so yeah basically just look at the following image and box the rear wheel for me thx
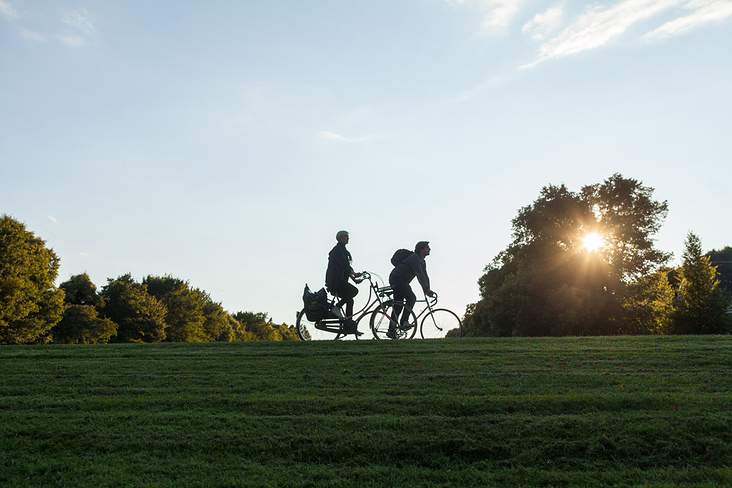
[420,308,462,339]
[370,301,418,340]
[296,309,337,341]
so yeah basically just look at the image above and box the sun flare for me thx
[583,232,604,252]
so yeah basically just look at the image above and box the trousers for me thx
[334,281,358,317]
[388,275,416,326]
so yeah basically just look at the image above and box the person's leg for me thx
[389,277,411,328]
[336,282,358,318]
[400,286,416,326]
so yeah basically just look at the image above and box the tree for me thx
[464,174,670,337]
[200,296,232,341]
[0,215,65,344]
[221,314,255,342]
[143,276,236,342]
[52,273,117,344]
[709,246,732,254]
[672,233,731,334]
[53,304,118,345]
[272,321,300,341]
[618,268,675,335]
[100,274,167,343]
[144,276,207,343]
[581,174,671,282]
[232,311,297,341]
[707,247,732,294]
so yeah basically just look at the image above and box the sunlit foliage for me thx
[673,233,731,334]
[100,274,168,343]
[464,174,671,337]
[0,214,65,344]
[52,273,117,344]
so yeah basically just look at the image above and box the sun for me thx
[583,232,604,252]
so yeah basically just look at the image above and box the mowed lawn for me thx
[2,336,732,487]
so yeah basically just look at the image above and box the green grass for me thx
[2,336,732,487]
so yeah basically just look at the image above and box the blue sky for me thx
[2,0,731,326]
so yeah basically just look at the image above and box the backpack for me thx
[302,284,329,321]
[391,249,412,267]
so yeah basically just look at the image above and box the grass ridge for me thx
[2,336,732,487]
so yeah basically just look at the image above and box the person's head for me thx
[415,241,430,258]
[336,230,350,244]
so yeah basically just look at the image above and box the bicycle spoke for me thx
[296,310,341,341]
[370,302,417,340]
[420,308,463,339]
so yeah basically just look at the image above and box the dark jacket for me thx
[390,252,430,292]
[325,242,353,292]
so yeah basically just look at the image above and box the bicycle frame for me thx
[307,271,394,337]
[390,291,463,339]
[408,293,439,322]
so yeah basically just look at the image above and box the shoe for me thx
[386,330,397,340]
[398,322,414,331]
[342,319,359,335]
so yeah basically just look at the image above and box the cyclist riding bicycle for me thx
[388,241,435,339]
[325,230,362,335]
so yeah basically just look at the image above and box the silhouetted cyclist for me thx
[388,241,435,339]
[325,230,362,335]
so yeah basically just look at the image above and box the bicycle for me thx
[296,271,416,341]
[371,291,463,340]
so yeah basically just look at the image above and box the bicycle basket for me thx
[303,284,329,321]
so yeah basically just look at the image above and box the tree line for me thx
[462,174,732,337]
[2,173,731,344]
[0,215,297,345]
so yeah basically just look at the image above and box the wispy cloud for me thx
[58,34,87,48]
[57,8,97,47]
[0,0,18,20]
[453,74,514,102]
[22,28,45,42]
[480,0,526,29]
[519,0,732,69]
[62,9,96,35]
[318,131,382,143]
[48,216,58,224]
[643,0,732,40]
[519,0,686,69]
[5,4,100,47]
[447,0,528,31]
[523,3,566,41]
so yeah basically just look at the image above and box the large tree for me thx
[464,174,670,337]
[672,233,731,334]
[52,273,117,344]
[581,174,671,281]
[0,215,65,344]
[100,274,167,343]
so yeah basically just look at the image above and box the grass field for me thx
[2,336,732,487]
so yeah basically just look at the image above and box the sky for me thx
[2,0,731,327]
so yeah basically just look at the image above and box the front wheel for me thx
[370,301,418,340]
[420,308,463,339]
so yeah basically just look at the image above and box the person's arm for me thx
[349,268,363,282]
[419,264,434,297]
[406,254,431,294]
